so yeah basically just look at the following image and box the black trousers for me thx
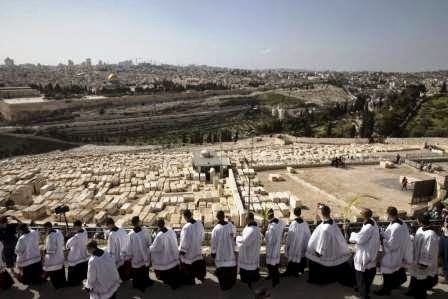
[155,265,181,290]
[285,258,307,276]
[308,260,355,287]
[20,261,44,285]
[131,266,153,291]
[239,268,260,288]
[355,268,376,299]
[407,276,438,299]
[180,259,206,284]
[215,266,237,291]
[267,264,280,287]
[382,268,407,292]
[48,267,66,289]
[67,261,88,286]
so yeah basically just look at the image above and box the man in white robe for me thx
[105,217,130,281]
[349,208,380,299]
[236,212,261,289]
[179,209,206,284]
[406,214,439,299]
[15,223,44,285]
[84,240,121,299]
[66,220,89,286]
[264,209,285,287]
[150,218,181,289]
[43,222,66,289]
[211,210,237,291]
[283,207,310,277]
[306,205,353,286]
[376,206,412,296]
[128,216,153,292]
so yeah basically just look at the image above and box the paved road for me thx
[3,268,447,299]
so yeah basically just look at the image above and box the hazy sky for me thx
[1,0,447,71]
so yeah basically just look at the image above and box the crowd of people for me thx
[0,205,447,299]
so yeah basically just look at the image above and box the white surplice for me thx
[66,229,89,267]
[380,219,413,274]
[128,226,152,268]
[349,219,381,272]
[265,218,285,266]
[107,227,130,267]
[236,223,261,270]
[85,250,121,299]
[211,222,236,268]
[409,227,439,280]
[179,220,204,264]
[43,229,65,271]
[306,219,350,267]
[285,219,311,263]
[15,229,41,268]
[150,228,179,271]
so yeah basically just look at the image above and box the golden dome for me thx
[107,73,118,82]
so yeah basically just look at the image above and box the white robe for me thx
[15,229,41,268]
[43,229,65,272]
[211,222,236,268]
[236,224,261,270]
[66,229,89,267]
[409,227,439,280]
[128,227,152,268]
[349,219,380,272]
[107,227,129,267]
[179,220,204,264]
[85,251,121,299]
[150,228,179,271]
[265,219,285,266]
[285,219,311,263]
[380,219,413,274]
[0,241,5,272]
[306,220,350,267]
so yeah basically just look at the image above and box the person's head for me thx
[105,217,115,229]
[73,220,82,230]
[386,206,398,221]
[245,212,255,226]
[216,210,225,222]
[360,208,373,221]
[417,214,430,227]
[86,240,98,255]
[43,221,52,233]
[131,216,140,227]
[183,209,192,222]
[320,205,331,219]
[267,208,274,220]
[0,216,7,228]
[293,207,302,218]
[18,223,29,234]
[157,218,165,229]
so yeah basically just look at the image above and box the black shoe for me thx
[374,289,391,296]
[404,291,414,297]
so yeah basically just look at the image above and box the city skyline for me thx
[1,0,448,72]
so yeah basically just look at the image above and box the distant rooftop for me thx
[2,96,47,104]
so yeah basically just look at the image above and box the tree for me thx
[441,81,447,94]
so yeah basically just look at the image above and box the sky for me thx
[1,0,447,71]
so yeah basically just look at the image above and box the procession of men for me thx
[0,205,444,299]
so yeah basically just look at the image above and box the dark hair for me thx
[18,223,29,232]
[361,208,373,219]
[183,209,192,219]
[293,207,302,217]
[247,212,255,221]
[86,240,98,250]
[216,210,225,221]
[387,206,398,217]
[43,222,52,228]
[157,218,165,228]
[105,217,115,225]
[320,205,331,217]
[131,216,140,226]
[73,220,82,227]
[418,214,430,226]
[0,216,7,224]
